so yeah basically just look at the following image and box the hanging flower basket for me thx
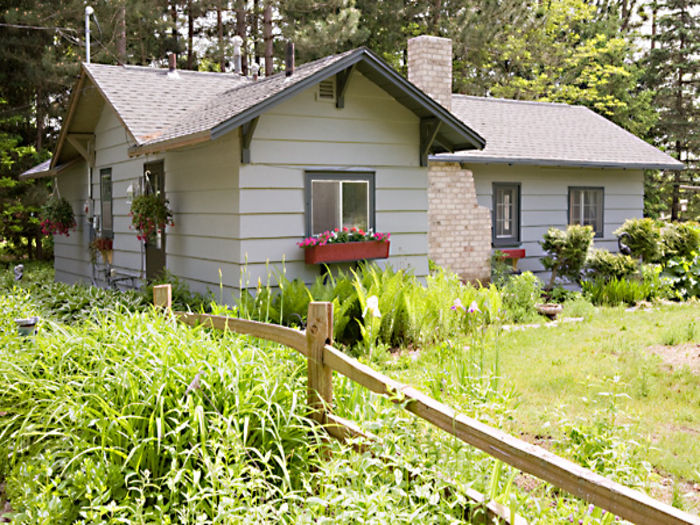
[298,228,391,264]
[129,194,173,243]
[89,237,113,264]
[40,195,76,237]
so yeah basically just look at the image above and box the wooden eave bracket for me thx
[420,117,441,167]
[335,65,355,109]
[66,132,95,167]
[240,117,259,164]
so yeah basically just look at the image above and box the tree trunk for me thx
[264,0,273,76]
[171,2,178,51]
[117,1,127,64]
[217,1,225,71]
[252,0,260,65]
[187,0,194,69]
[650,4,657,49]
[35,87,43,152]
[236,0,247,75]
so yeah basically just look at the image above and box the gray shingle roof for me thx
[83,49,483,155]
[141,49,358,146]
[436,95,684,170]
[84,63,249,142]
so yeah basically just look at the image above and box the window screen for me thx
[492,183,520,246]
[569,187,604,237]
[100,168,113,237]
[306,173,374,236]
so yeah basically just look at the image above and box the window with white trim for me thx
[492,183,520,246]
[305,172,375,235]
[569,187,604,237]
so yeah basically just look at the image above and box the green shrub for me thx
[581,277,652,306]
[501,272,542,323]
[586,249,638,281]
[661,222,700,260]
[661,253,700,300]
[491,250,514,286]
[541,225,595,288]
[614,218,661,262]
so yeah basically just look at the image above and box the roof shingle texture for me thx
[84,63,249,142]
[443,95,683,169]
[140,49,357,145]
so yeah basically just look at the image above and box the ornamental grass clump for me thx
[39,195,76,236]
[297,227,390,247]
[129,194,173,242]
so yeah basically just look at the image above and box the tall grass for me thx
[0,291,490,523]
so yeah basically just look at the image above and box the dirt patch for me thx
[646,343,700,375]
[648,469,700,513]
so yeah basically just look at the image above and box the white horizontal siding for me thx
[237,71,428,284]
[468,163,644,276]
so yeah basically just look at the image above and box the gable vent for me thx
[318,79,335,100]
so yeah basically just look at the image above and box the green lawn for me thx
[384,302,700,510]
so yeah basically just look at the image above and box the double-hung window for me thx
[569,187,603,237]
[305,172,375,235]
[100,168,113,238]
[492,183,520,246]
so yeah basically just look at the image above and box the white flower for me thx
[467,301,480,313]
[363,295,381,318]
[450,298,464,310]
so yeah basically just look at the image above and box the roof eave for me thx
[20,158,80,180]
[129,130,212,157]
[430,154,686,171]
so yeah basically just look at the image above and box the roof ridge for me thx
[216,47,363,98]
[452,94,579,109]
[82,61,250,79]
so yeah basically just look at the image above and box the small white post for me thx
[85,6,93,64]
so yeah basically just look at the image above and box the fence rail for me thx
[153,285,700,525]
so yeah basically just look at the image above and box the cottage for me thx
[407,36,684,282]
[23,37,682,294]
[22,45,483,297]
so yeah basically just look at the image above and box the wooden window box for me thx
[498,248,526,270]
[304,241,390,264]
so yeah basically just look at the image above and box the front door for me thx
[144,161,166,281]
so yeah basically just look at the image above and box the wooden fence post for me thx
[306,302,333,425]
[153,284,172,309]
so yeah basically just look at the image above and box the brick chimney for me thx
[407,35,452,111]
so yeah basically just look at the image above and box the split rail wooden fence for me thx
[153,284,699,525]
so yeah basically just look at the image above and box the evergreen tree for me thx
[278,0,368,62]
[643,0,699,220]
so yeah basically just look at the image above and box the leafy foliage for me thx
[236,263,506,353]
[39,195,75,236]
[661,253,700,300]
[660,221,700,260]
[614,218,662,262]
[582,277,655,306]
[129,194,173,242]
[500,272,542,323]
[541,225,595,288]
[586,249,638,281]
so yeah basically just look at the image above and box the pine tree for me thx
[644,0,700,221]
[278,0,368,62]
